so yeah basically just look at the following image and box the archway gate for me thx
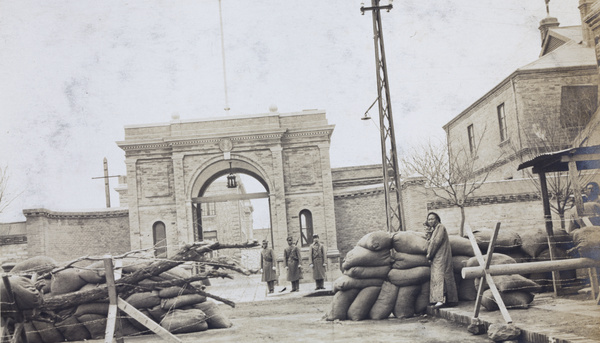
[117,110,341,280]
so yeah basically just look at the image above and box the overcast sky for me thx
[0,0,583,222]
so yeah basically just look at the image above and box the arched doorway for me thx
[190,159,273,269]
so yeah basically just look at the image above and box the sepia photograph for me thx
[0,0,598,342]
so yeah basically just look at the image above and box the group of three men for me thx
[260,234,326,293]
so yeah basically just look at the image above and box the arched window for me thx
[153,221,167,258]
[299,210,313,247]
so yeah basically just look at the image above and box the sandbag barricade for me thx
[3,257,233,341]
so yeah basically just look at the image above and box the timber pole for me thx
[462,257,600,279]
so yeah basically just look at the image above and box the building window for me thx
[497,103,508,142]
[467,124,475,154]
[299,210,313,247]
[153,221,167,258]
[560,85,598,128]
[201,202,216,216]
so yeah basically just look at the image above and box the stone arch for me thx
[188,154,273,199]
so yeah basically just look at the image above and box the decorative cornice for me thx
[23,208,129,219]
[428,192,541,210]
[334,188,385,199]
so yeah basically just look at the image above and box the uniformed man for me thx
[309,234,326,290]
[260,240,277,293]
[283,236,302,292]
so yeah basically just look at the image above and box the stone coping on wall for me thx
[22,207,129,219]
[333,184,385,199]
[428,192,541,210]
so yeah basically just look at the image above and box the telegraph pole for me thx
[361,0,405,232]
[92,157,119,208]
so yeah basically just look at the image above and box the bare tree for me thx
[513,116,596,229]
[0,165,20,214]
[402,131,497,236]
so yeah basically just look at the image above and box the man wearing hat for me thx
[283,236,302,292]
[260,240,277,293]
[309,234,326,290]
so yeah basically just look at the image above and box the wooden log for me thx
[462,257,600,279]
[39,241,258,311]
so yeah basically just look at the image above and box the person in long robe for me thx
[309,234,326,290]
[284,236,302,292]
[425,212,458,308]
[260,240,277,293]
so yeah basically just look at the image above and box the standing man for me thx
[309,234,326,290]
[260,240,277,294]
[283,236,302,292]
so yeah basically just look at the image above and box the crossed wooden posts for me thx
[465,222,513,325]
[102,256,181,343]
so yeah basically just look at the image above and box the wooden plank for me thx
[192,192,269,203]
[462,257,600,279]
[103,257,123,343]
[589,268,599,300]
[466,224,512,324]
[117,298,182,343]
[538,172,561,295]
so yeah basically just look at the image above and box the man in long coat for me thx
[260,240,277,293]
[309,234,326,290]
[283,236,302,292]
[425,212,458,307]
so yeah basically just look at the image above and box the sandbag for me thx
[148,304,168,322]
[77,313,107,339]
[571,226,600,259]
[342,246,392,270]
[192,301,233,329]
[347,286,381,321]
[116,316,144,336]
[158,286,195,298]
[55,316,91,342]
[465,253,516,268]
[75,302,110,317]
[24,322,43,343]
[369,281,399,320]
[127,309,153,331]
[333,275,384,293]
[35,278,51,294]
[357,231,392,251]
[458,278,477,301]
[415,281,430,314]
[327,288,360,321]
[125,291,161,309]
[505,250,530,264]
[451,255,470,273]
[32,319,65,343]
[1,276,41,316]
[392,252,429,269]
[120,257,153,274]
[11,256,57,274]
[530,248,577,290]
[158,266,190,281]
[50,269,87,295]
[393,285,421,318]
[387,266,430,287]
[475,274,541,293]
[161,294,207,310]
[481,289,534,311]
[343,265,391,279]
[519,228,548,258]
[392,231,428,254]
[448,235,475,256]
[77,268,105,284]
[160,309,208,334]
[471,228,522,252]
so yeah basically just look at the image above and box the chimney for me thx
[580,0,596,47]
[539,16,560,46]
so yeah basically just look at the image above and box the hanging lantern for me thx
[226,162,237,188]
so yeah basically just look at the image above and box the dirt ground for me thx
[116,295,492,343]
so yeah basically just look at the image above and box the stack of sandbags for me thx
[385,231,431,319]
[570,226,600,260]
[465,253,541,311]
[528,247,578,292]
[6,256,233,342]
[449,235,476,301]
[327,231,392,321]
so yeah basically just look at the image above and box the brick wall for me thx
[22,208,130,264]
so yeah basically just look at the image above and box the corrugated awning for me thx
[517,145,600,174]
